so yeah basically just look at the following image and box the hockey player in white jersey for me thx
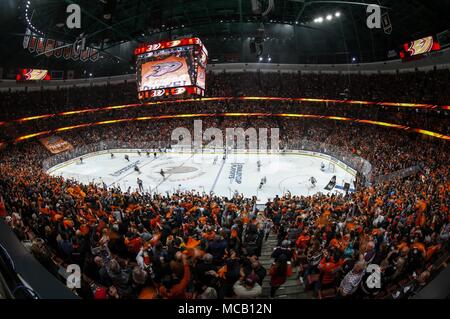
[320,162,325,172]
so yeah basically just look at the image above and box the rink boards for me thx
[47,148,357,202]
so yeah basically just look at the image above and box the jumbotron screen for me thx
[135,38,208,100]
[16,68,51,81]
[400,35,441,60]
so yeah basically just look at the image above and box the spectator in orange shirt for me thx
[159,254,191,299]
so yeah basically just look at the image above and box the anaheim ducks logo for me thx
[147,61,183,78]
[162,166,198,174]
[408,36,433,56]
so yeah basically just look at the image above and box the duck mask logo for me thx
[147,61,183,78]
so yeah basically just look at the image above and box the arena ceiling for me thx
[1,0,450,76]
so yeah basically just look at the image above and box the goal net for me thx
[328,163,336,173]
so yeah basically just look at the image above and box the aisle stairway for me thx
[259,233,312,299]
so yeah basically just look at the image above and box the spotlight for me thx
[335,12,341,17]
[316,17,323,23]
[268,57,272,62]
[326,15,333,21]
[259,56,263,62]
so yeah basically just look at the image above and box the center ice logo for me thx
[165,166,198,174]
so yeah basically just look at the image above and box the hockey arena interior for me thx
[0,0,449,301]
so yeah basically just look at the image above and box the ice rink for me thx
[47,150,356,202]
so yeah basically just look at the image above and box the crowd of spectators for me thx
[207,69,450,105]
[1,98,448,145]
[0,117,448,299]
[1,69,450,121]
[0,67,448,299]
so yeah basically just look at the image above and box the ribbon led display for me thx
[1,97,447,127]
[10,113,450,143]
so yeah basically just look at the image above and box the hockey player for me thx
[134,165,141,174]
[137,178,144,192]
[125,155,130,162]
[257,160,261,171]
[259,177,267,190]
[146,151,150,157]
[79,157,83,164]
[137,150,141,156]
[213,156,218,165]
[154,152,157,159]
[309,176,317,187]
[160,169,165,179]
[110,153,114,159]
[320,162,325,172]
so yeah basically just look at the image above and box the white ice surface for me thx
[48,151,356,203]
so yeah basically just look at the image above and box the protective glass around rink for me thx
[46,148,357,203]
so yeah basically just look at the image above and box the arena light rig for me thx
[11,113,450,144]
[1,97,447,127]
[15,131,52,142]
[55,124,91,132]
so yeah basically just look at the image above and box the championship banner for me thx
[90,48,100,62]
[23,28,31,49]
[36,37,46,54]
[22,30,101,63]
[80,47,91,62]
[39,136,73,154]
[71,41,83,61]
[28,36,37,53]
[54,41,64,58]
[45,39,56,57]
[63,45,72,60]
